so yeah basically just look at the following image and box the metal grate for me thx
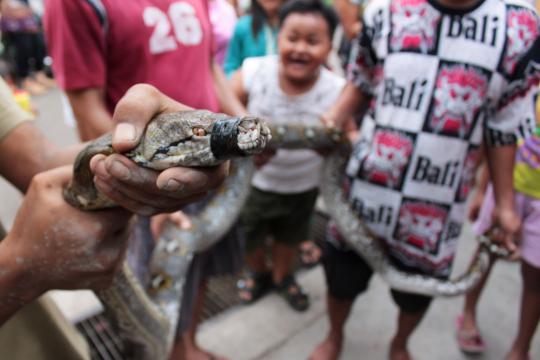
[77,211,329,359]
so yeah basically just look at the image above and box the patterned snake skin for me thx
[64,110,503,359]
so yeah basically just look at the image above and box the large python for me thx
[65,110,503,359]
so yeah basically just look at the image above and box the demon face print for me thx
[361,129,414,189]
[396,200,448,253]
[390,0,441,53]
[504,8,539,75]
[429,64,488,138]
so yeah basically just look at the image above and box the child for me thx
[231,0,344,311]
[456,122,540,358]
[223,0,287,76]
[309,0,540,358]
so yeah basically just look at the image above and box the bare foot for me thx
[309,336,342,360]
[184,346,229,360]
[389,344,412,360]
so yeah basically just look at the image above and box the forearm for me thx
[212,62,248,116]
[0,240,39,325]
[485,144,516,210]
[0,122,85,192]
[66,88,113,141]
[334,0,361,40]
[326,83,366,127]
[475,159,490,195]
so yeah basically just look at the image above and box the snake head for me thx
[127,110,271,169]
[235,116,272,154]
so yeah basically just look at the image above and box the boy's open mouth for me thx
[286,56,311,68]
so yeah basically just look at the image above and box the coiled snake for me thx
[64,110,503,359]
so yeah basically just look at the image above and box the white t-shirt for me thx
[242,55,345,193]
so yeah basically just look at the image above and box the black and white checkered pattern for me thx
[345,0,540,275]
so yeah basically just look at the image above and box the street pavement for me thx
[1,89,539,359]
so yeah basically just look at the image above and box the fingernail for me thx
[164,179,183,192]
[110,160,130,181]
[115,123,137,143]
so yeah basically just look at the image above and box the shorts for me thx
[241,186,318,253]
[473,185,540,269]
[322,238,433,314]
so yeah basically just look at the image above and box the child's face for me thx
[278,13,332,83]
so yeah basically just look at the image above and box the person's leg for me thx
[237,188,272,303]
[310,293,355,360]
[310,230,373,360]
[271,189,318,310]
[457,251,496,353]
[506,261,540,360]
[389,290,433,360]
[271,241,296,284]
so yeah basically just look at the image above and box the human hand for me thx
[489,206,521,254]
[150,211,192,241]
[2,166,132,300]
[89,84,228,215]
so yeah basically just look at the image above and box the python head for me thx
[127,110,271,170]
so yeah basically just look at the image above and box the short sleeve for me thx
[485,8,540,146]
[43,0,108,91]
[0,79,32,142]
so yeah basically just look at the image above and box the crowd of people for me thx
[0,0,539,359]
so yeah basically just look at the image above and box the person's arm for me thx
[212,61,248,116]
[334,0,361,40]
[483,13,540,250]
[66,87,113,141]
[44,0,110,141]
[0,122,83,191]
[322,83,366,129]
[229,68,248,106]
[468,155,489,221]
[484,145,519,252]
[223,20,244,77]
[0,166,132,324]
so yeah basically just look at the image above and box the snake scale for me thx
[64,110,501,359]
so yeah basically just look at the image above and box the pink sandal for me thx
[455,315,486,355]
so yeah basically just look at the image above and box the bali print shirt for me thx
[343,0,540,276]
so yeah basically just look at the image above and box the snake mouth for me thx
[210,116,271,159]
[237,118,271,154]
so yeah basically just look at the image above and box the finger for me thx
[112,84,192,152]
[96,154,163,193]
[150,214,168,240]
[156,163,228,193]
[169,211,192,230]
[96,154,216,201]
[94,176,207,215]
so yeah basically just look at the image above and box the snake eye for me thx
[193,127,206,136]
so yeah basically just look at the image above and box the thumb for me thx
[111,84,193,152]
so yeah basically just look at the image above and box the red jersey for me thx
[44,0,219,113]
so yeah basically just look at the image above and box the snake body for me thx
[65,110,500,358]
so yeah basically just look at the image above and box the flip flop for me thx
[455,315,486,355]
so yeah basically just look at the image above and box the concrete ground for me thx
[1,89,539,360]
[198,223,540,359]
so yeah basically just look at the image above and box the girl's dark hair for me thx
[250,1,275,37]
[278,0,338,39]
